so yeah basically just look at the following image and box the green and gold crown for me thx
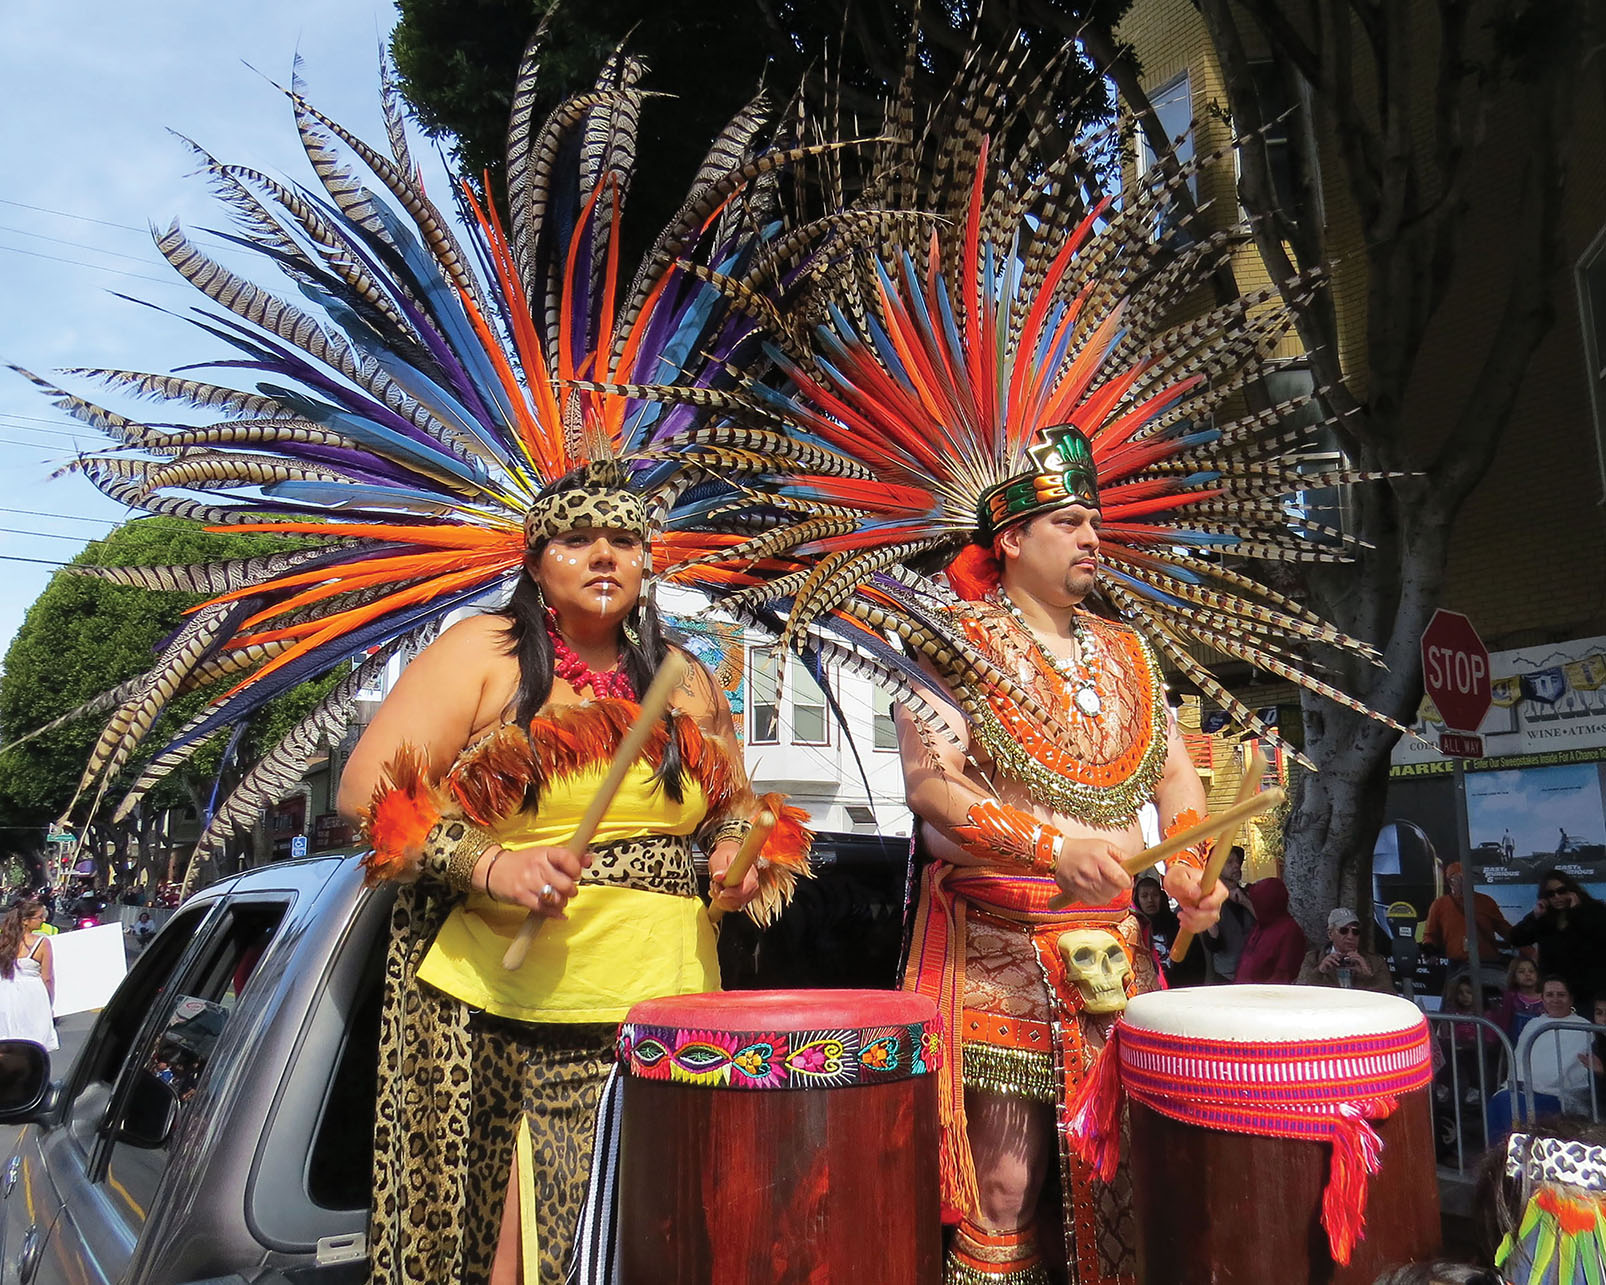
[974,425,1100,543]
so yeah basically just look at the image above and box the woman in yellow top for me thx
[337,471,809,1284]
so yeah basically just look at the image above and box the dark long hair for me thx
[1539,867,1596,905]
[0,899,43,981]
[498,476,685,801]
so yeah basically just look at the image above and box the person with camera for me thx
[1297,907,1396,993]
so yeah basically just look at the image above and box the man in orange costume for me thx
[898,428,1226,1284]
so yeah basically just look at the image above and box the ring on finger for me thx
[539,882,558,903]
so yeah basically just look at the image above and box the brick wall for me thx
[1118,0,1606,652]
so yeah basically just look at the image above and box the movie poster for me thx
[1375,761,1606,936]
[1462,762,1606,922]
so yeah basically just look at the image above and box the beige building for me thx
[1116,0,1606,658]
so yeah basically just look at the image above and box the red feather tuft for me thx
[945,543,1002,601]
[756,793,813,872]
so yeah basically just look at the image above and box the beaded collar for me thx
[545,610,636,700]
[993,589,1105,718]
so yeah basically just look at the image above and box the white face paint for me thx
[538,530,644,623]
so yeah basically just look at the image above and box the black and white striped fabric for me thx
[567,1066,624,1284]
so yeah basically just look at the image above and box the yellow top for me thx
[416,759,720,1023]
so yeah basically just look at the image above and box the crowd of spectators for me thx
[1508,871,1606,1012]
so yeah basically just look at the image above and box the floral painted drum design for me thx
[617,988,942,1089]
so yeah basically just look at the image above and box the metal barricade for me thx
[1513,1017,1606,1123]
[1422,1011,1516,1175]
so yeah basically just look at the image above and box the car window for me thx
[305,935,381,1211]
[100,901,287,1229]
[65,901,211,1153]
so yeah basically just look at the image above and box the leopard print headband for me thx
[1507,1133,1606,1191]
[523,488,649,545]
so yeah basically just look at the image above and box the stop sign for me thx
[1421,609,1491,732]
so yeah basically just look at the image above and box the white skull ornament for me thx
[1059,930,1132,1014]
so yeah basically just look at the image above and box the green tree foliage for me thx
[0,518,334,844]
[390,0,1130,246]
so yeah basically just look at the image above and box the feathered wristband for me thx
[1163,808,1210,873]
[951,799,1061,876]
[360,744,445,885]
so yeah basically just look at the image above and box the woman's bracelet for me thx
[702,816,752,852]
[482,846,507,902]
[422,819,499,892]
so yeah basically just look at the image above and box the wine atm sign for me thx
[1422,609,1492,754]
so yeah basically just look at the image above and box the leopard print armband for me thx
[700,816,752,853]
[951,800,1060,875]
[420,819,498,893]
[1164,808,1209,872]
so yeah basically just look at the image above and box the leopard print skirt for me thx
[369,882,628,1283]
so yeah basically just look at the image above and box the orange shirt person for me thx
[1422,862,1512,962]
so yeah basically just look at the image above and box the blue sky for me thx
[0,0,411,661]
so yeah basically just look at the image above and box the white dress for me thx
[0,938,58,1050]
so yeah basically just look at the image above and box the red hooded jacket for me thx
[1235,878,1308,984]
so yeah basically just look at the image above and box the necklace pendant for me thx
[1075,685,1103,717]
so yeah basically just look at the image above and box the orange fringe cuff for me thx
[1164,807,1209,871]
[743,793,814,927]
[360,743,444,885]
[951,800,1057,875]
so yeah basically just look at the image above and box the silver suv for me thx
[0,856,385,1284]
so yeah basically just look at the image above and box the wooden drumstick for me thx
[1045,788,1285,911]
[1170,749,1267,964]
[708,809,776,925]
[501,652,690,970]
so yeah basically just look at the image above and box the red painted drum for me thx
[1076,986,1440,1285]
[615,988,941,1283]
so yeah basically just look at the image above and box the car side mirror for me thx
[116,1069,179,1150]
[0,1040,51,1123]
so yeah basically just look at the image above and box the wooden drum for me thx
[1116,986,1439,1285]
[615,988,941,1283]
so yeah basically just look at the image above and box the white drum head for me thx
[1124,985,1423,1042]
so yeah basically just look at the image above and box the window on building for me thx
[1136,73,1196,206]
[749,648,781,743]
[791,657,828,746]
[845,805,878,834]
[872,686,898,751]
[1240,61,1319,231]
[1576,225,1606,502]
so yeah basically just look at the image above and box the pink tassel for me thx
[1321,1103,1384,1265]
[1068,1026,1125,1181]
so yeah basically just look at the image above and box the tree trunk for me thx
[1184,0,1584,939]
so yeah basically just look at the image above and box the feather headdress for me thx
[16,34,852,854]
[1498,1130,1606,1285]
[665,37,1405,762]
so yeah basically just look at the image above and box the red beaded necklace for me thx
[546,610,637,700]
